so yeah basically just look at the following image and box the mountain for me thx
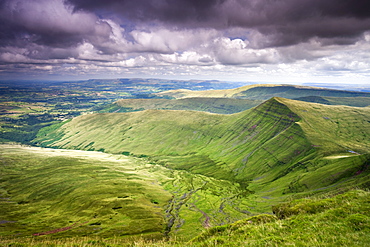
[34,97,370,195]
[3,96,370,244]
[155,84,370,100]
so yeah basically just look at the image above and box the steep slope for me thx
[34,98,370,196]
[279,97,370,155]
[248,98,370,197]
[34,98,310,181]
[156,84,370,100]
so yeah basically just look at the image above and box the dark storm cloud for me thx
[67,0,370,22]
[67,0,370,47]
[68,0,225,24]
[0,0,112,49]
[2,0,370,50]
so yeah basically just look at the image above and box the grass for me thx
[3,96,370,245]
[33,98,370,191]
[1,189,369,246]
[32,98,370,215]
[279,97,370,151]
[0,145,173,239]
[192,189,370,247]
[0,144,262,242]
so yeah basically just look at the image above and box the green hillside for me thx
[2,97,370,245]
[34,98,370,195]
[0,145,258,240]
[0,145,172,239]
[156,84,370,100]
[101,98,263,114]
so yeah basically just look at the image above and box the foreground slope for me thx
[0,145,261,240]
[0,145,172,238]
[1,188,369,246]
[34,98,370,196]
[191,190,370,247]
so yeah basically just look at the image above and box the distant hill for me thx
[34,98,370,196]
[100,98,263,114]
[156,84,370,100]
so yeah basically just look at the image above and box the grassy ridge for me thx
[234,85,370,100]
[34,98,313,183]
[34,98,370,198]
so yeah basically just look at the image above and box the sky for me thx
[0,0,370,84]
